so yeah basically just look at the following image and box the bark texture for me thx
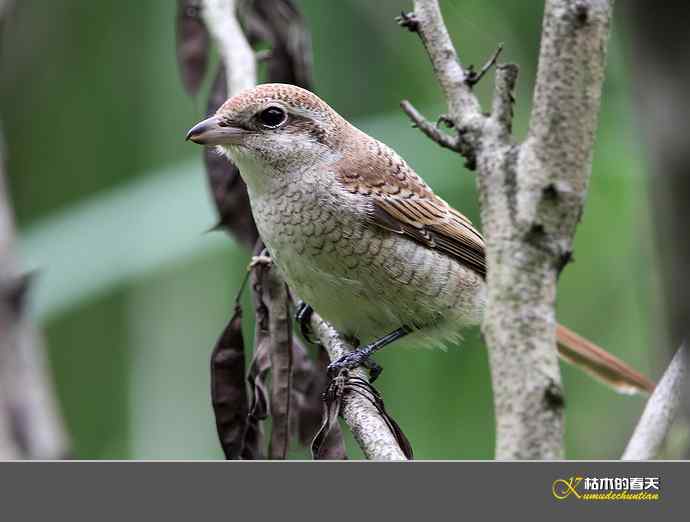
[405,0,613,458]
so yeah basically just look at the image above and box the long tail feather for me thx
[556,323,655,395]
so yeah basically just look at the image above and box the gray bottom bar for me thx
[0,461,681,520]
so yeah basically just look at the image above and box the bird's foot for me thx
[396,11,419,32]
[436,114,454,128]
[327,346,382,383]
[295,301,318,344]
[248,253,272,270]
[363,359,383,382]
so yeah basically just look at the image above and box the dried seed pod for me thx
[210,304,249,459]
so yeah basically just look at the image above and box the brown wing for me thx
[334,139,486,278]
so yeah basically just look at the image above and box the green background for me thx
[0,0,664,459]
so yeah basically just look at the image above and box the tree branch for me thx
[489,64,519,141]
[0,124,69,459]
[309,313,407,460]
[622,344,688,460]
[518,0,612,235]
[466,44,504,87]
[402,2,482,127]
[202,0,255,95]
[485,0,611,459]
[626,2,690,456]
[399,100,461,152]
[404,0,613,459]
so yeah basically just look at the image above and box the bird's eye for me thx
[258,106,287,128]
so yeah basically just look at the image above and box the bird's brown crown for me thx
[218,84,339,124]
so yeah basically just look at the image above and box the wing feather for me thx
[334,139,486,278]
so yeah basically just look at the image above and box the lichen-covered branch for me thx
[518,0,613,243]
[404,0,613,459]
[480,0,613,460]
[309,313,407,460]
[622,345,688,460]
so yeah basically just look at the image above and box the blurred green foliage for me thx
[0,0,660,459]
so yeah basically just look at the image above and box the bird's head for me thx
[186,83,347,172]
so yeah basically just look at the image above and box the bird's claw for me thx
[295,301,318,344]
[364,359,383,382]
[436,114,454,128]
[326,348,382,383]
[326,354,356,381]
[396,11,419,32]
[248,254,272,270]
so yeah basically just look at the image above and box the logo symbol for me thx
[552,477,582,500]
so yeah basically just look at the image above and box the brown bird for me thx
[187,83,654,395]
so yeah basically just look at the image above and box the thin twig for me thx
[622,344,688,460]
[400,100,460,152]
[0,124,69,459]
[407,0,482,127]
[466,43,504,87]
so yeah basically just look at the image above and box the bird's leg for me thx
[297,302,385,380]
[327,326,411,381]
[340,334,384,382]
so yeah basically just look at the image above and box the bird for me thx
[186,82,654,395]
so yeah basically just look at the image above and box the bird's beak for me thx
[185,115,247,145]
